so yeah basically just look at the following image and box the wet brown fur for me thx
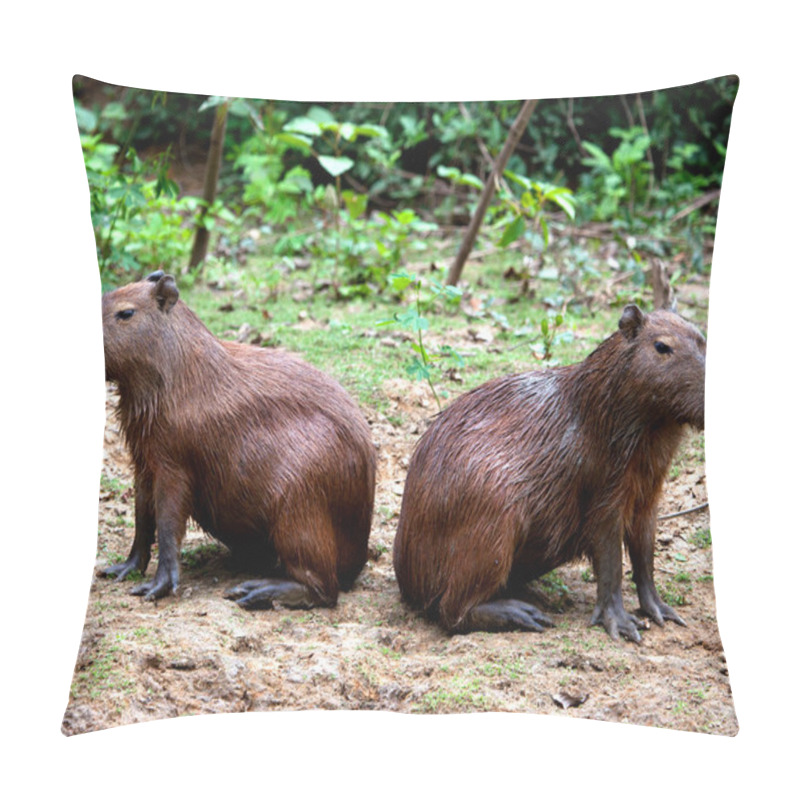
[101,272,375,606]
[393,305,706,638]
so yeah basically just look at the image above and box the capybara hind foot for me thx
[224,579,320,610]
[637,585,687,628]
[590,595,646,642]
[454,599,554,633]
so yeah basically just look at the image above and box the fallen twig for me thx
[658,502,709,521]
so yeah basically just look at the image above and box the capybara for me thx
[393,304,705,642]
[100,271,375,609]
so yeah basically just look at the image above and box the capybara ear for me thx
[146,270,165,283]
[153,274,179,313]
[619,304,645,340]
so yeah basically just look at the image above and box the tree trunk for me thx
[445,99,538,286]
[189,99,229,269]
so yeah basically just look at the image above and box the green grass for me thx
[414,676,489,713]
[177,247,626,413]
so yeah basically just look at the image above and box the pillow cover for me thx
[63,75,737,736]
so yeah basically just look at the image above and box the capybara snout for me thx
[393,304,706,642]
[100,271,376,609]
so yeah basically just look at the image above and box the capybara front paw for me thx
[99,557,144,582]
[130,571,177,601]
[590,602,645,643]
[640,595,686,627]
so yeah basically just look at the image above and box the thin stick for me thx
[565,97,587,157]
[446,99,538,286]
[658,502,709,521]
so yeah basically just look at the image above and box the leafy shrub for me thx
[77,103,200,284]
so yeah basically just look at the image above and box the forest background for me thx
[4,3,797,800]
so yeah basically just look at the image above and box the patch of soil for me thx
[62,378,735,736]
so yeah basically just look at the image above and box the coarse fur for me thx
[393,305,706,641]
[100,271,376,609]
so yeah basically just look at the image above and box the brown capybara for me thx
[393,304,705,642]
[100,271,375,609]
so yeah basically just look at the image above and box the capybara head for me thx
[616,304,706,430]
[101,271,182,384]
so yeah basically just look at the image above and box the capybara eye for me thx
[654,341,672,355]
[116,309,135,321]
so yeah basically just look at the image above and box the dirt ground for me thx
[62,373,736,737]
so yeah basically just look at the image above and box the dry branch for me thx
[445,99,538,286]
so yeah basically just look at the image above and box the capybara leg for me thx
[224,579,319,610]
[590,530,645,642]
[99,472,155,581]
[627,513,686,627]
[129,477,188,601]
[454,598,554,633]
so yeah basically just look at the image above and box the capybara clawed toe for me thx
[393,304,705,641]
[100,272,375,608]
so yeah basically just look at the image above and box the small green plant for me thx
[316,201,438,296]
[659,579,690,607]
[539,571,570,596]
[377,269,464,410]
[415,677,488,713]
[180,542,224,569]
[579,126,653,222]
[690,528,712,549]
[436,165,576,250]
[532,312,574,363]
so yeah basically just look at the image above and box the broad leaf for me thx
[499,215,526,247]
[318,155,354,177]
[284,117,321,137]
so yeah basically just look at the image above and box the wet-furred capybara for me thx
[393,304,706,642]
[100,271,376,609]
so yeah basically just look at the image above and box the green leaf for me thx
[394,209,417,226]
[540,216,550,248]
[341,190,368,220]
[354,124,389,139]
[198,95,228,112]
[318,155,354,177]
[547,191,576,220]
[100,102,127,122]
[284,117,321,137]
[499,215,526,247]
[74,104,98,132]
[307,106,336,124]
[436,166,461,181]
[275,132,313,151]
[388,271,415,292]
[459,173,484,190]
[406,359,431,381]
[339,122,356,142]
[503,169,531,190]
[229,98,263,130]
[396,308,429,332]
